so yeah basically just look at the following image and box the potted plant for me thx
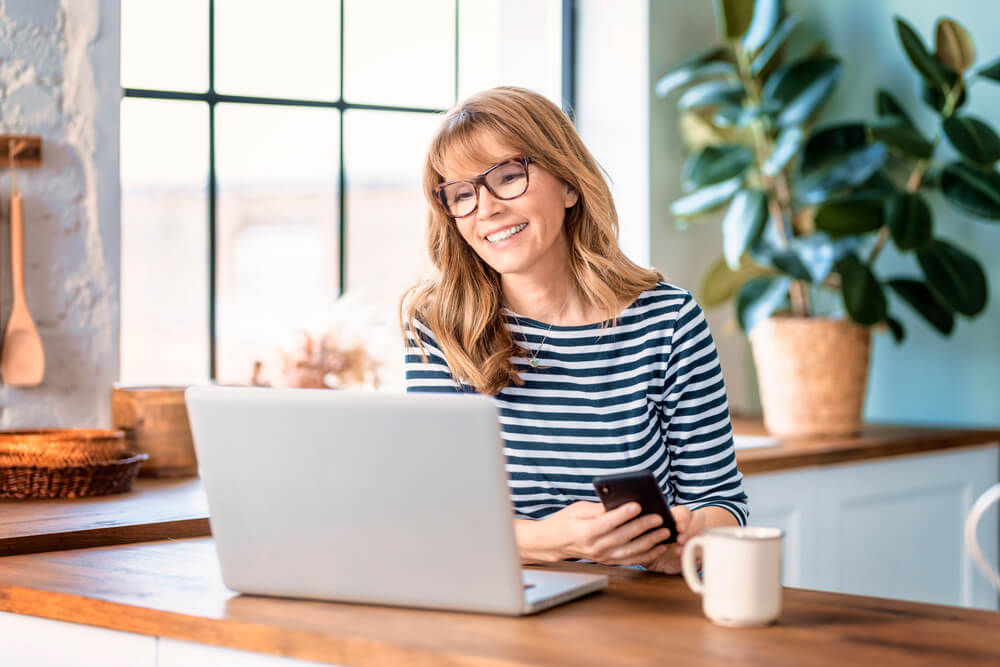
[655,0,997,436]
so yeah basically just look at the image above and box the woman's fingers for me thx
[604,543,669,566]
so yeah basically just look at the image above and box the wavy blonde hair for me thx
[401,86,662,395]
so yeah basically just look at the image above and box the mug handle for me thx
[681,535,706,594]
[965,482,1000,593]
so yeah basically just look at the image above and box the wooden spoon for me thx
[1,189,45,386]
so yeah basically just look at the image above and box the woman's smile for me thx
[485,222,529,246]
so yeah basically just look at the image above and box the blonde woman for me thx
[402,87,748,574]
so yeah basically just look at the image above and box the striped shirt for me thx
[404,282,749,525]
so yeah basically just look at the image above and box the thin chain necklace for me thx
[510,296,571,369]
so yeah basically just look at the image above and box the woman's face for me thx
[441,133,578,279]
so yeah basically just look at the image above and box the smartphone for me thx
[592,470,678,545]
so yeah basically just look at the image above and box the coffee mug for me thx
[681,526,785,627]
[965,482,1000,594]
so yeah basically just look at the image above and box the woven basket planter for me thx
[748,316,872,438]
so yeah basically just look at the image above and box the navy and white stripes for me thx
[405,282,749,525]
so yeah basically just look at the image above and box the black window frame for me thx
[122,0,576,380]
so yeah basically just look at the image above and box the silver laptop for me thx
[184,385,607,615]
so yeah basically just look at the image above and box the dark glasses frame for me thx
[433,155,535,218]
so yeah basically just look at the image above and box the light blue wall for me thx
[787,0,1000,426]
[649,1,1000,427]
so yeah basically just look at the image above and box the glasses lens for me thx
[486,160,528,199]
[442,181,477,217]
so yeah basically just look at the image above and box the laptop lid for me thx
[185,385,527,614]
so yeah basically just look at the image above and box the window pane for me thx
[344,110,440,389]
[343,0,455,108]
[215,104,340,385]
[121,0,208,92]
[458,0,563,105]
[120,99,210,383]
[215,0,340,100]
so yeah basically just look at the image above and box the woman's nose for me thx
[476,184,503,219]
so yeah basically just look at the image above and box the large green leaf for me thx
[770,249,813,282]
[741,0,781,54]
[699,255,773,308]
[714,0,755,41]
[798,144,889,204]
[681,144,754,191]
[714,101,780,128]
[762,56,843,126]
[875,89,918,131]
[722,189,768,269]
[677,80,746,111]
[935,18,976,74]
[737,276,792,332]
[837,255,888,325]
[800,123,867,174]
[655,46,732,98]
[814,195,885,237]
[885,192,933,251]
[886,279,955,335]
[751,15,802,76]
[763,127,804,176]
[670,177,744,217]
[788,233,837,283]
[868,118,934,159]
[655,61,737,98]
[939,162,1000,220]
[894,16,950,88]
[942,115,1000,166]
[979,57,1000,83]
[917,239,988,316]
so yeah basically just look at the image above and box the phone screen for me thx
[592,470,678,544]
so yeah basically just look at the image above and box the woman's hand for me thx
[516,500,672,566]
[642,505,740,574]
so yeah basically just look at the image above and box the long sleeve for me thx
[661,293,749,525]
[404,317,463,393]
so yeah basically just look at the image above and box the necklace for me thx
[510,296,571,369]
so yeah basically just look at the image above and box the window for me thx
[120,0,571,388]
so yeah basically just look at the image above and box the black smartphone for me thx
[592,470,678,545]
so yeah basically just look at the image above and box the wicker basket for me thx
[748,316,872,438]
[0,429,148,500]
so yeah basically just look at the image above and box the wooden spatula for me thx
[1,189,45,386]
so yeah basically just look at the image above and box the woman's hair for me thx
[400,86,662,395]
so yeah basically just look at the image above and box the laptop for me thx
[184,385,608,615]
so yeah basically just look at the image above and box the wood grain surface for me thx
[0,538,998,666]
[732,417,1000,474]
[0,478,209,556]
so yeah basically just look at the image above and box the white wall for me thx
[0,0,120,426]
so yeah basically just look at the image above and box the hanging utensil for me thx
[1,139,45,386]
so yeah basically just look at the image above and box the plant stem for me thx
[733,43,809,318]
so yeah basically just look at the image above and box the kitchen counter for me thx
[1,537,998,666]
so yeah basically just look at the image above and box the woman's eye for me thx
[500,174,523,184]
[453,191,473,202]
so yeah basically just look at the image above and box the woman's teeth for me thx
[486,223,527,243]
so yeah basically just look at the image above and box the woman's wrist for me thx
[514,518,565,563]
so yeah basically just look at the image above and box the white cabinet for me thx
[743,445,1000,609]
[0,611,157,667]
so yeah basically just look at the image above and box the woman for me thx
[401,87,748,574]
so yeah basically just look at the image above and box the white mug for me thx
[965,482,1000,594]
[681,526,785,627]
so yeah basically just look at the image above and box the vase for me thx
[748,316,871,438]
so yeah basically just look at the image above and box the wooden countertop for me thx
[731,418,1000,474]
[0,478,209,556]
[2,422,998,558]
[0,538,998,666]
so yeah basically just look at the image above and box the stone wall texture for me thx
[0,0,120,427]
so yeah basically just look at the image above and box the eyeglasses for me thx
[433,156,534,218]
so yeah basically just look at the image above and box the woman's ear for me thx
[564,185,579,208]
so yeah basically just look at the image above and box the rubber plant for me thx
[654,0,994,341]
